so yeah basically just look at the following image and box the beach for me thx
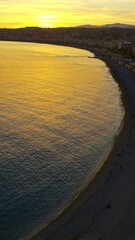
[27,47,135,240]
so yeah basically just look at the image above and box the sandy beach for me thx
[28,48,135,240]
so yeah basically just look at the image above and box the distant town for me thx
[0,26,135,73]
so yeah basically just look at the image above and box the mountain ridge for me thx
[76,23,135,29]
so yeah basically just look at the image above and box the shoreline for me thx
[26,46,135,240]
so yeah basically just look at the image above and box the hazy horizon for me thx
[0,22,135,30]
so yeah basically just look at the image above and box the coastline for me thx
[26,46,135,240]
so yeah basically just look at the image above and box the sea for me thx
[0,41,123,240]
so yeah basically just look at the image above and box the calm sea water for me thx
[0,41,123,240]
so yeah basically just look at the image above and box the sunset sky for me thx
[0,0,135,28]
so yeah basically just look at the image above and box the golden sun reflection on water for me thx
[0,41,123,240]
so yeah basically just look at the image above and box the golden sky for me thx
[0,0,135,28]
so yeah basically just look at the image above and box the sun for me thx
[40,23,51,28]
[37,15,57,28]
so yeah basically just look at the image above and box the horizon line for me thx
[0,22,135,30]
